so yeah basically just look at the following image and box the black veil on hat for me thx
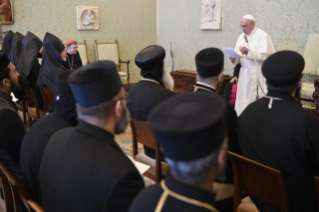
[37,32,66,98]
[55,71,77,119]
[2,30,14,57]
[18,32,43,85]
[9,32,24,68]
[195,48,224,78]
[135,45,165,83]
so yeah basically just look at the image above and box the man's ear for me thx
[216,148,227,169]
[297,78,302,88]
[2,78,10,88]
[218,71,223,82]
[114,100,123,118]
[195,68,197,74]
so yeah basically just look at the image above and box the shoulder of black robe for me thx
[9,32,24,68]
[18,32,43,86]
[37,32,65,97]
[2,30,14,57]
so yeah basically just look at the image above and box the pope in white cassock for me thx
[229,15,275,115]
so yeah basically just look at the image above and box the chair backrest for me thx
[228,151,289,212]
[78,40,89,65]
[39,86,54,114]
[130,119,162,181]
[314,176,319,211]
[22,85,41,118]
[95,40,120,66]
[0,162,44,212]
[0,163,14,212]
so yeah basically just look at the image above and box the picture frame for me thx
[200,0,223,31]
[77,6,99,31]
[0,0,13,24]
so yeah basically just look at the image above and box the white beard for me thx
[162,66,175,91]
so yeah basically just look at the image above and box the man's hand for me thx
[239,46,249,55]
[230,77,238,83]
[229,57,236,63]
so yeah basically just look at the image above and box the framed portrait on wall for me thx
[0,0,13,24]
[77,6,99,31]
[200,0,223,30]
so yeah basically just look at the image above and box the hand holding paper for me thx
[222,47,242,59]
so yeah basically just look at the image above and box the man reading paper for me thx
[229,14,275,115]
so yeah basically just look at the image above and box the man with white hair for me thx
[229,15,275,115]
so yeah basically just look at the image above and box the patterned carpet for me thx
[115,126,155,186]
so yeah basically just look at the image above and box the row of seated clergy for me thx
[20,71,78,202]
[3,31,44,108]
[127,45,175,161]
[0,53,26,185]
[238,51,319,212]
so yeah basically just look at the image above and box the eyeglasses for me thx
[239,22,253,28]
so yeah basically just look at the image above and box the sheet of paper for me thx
[222,47,242,58]
[127,155,150,175]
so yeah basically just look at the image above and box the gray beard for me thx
[162,66,174,91]
[115,106,130,134]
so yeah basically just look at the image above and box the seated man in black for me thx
[0,52,26,183]
[238,51,319,212]
[129,92,228,212]
[62,40,83,70]
[37,32,67,98]
[39,61,144,212]
[127,45,175,159]
[20,71,78,202]
[186,47,239,183]
[2,30,14,57]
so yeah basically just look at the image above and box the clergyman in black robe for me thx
[9,32,24,69]
[62,40,82,70]
[37,32,67,98]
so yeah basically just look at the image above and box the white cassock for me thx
[234,26,275,116]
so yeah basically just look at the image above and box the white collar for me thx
[196,82,216,90]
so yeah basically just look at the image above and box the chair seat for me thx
[212,182,234,202]
[28,107,45,120]
[300,82,314,100]
[237,196,259,212]
[119,71,128,82]
[135,153,170,176]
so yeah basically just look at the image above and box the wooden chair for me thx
[0,162,14,212]
[130,119,169,182]
[314,176,319,211]
[0,162,44,212]
[95,40,130,90]
[64,40,89,65]
[228,151,289,212]
[22,85,45,128]
[12,92,27,126]
[39,86,54,114]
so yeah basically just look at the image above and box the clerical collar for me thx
[142,78,160,85]
[196,82,216,90]
[263,90,294,109]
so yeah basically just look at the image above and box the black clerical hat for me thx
[196,48,224,78]
[148,92,227,161]
[56,71,74,102]
[135,45,165,70]
[262,50,305,86]
[68,61,122,107]
[0,52,10,71]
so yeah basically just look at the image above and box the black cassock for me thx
[186,83,240,183]
[62,51,83,70]
[39,121,144,212]
[0,91,26,184]
[238,90,319,212]
[20,112,77,202]
[129,174,218,212]
[2,30,14,57]
[37,33,66,98]
[127,80,175,159]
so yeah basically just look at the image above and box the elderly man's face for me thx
[240,18,255,35]
[67,44,78,55]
